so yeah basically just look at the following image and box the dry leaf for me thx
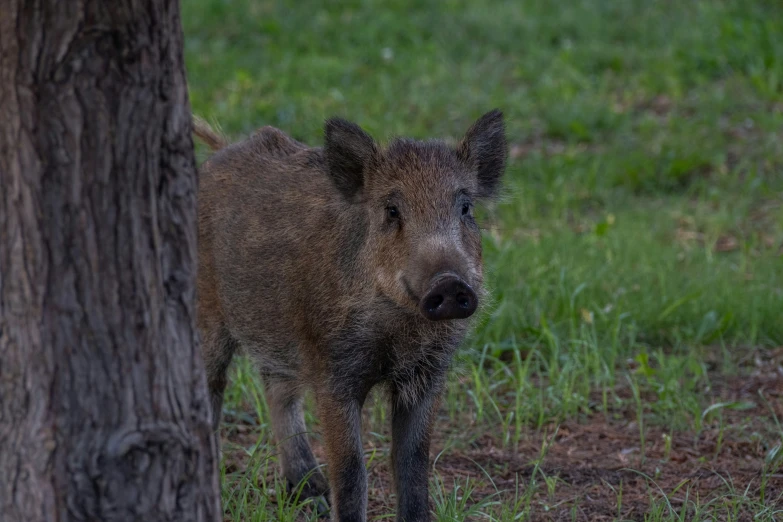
[714,235,739,252]
[581,308,594,324]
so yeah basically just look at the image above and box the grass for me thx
[183,0,783,519]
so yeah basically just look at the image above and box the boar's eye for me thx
[461,201,472,216]
[386,205,400,220]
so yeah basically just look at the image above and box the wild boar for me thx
[194,110,507,522]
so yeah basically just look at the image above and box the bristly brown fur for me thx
[192,115,228,151]
[197,111,507,522]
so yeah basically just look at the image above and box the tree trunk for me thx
[0,1,220,521]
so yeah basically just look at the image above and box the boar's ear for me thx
[457,109,508,199]
[324,118,378,200]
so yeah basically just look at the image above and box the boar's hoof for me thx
[420,273,477,321]
[285,478,330,518]
[309,495,331,519]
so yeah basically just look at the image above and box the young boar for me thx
[195,110,507,522]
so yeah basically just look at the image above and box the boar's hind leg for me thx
[265,379,329,501]
[203,325,239,431]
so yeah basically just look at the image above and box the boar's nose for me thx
[419,273,478,321]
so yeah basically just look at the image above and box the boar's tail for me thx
[192,115,228,151]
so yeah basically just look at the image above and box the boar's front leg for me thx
[391,385,441,522]
[265,379,329,504]
[317,391,366,522]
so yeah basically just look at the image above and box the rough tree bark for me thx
[0,1,220,521]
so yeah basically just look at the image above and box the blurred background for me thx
[183,1,783,519]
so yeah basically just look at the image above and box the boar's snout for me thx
[419,272,477,321]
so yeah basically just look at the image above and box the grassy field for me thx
[182,0,783,519]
